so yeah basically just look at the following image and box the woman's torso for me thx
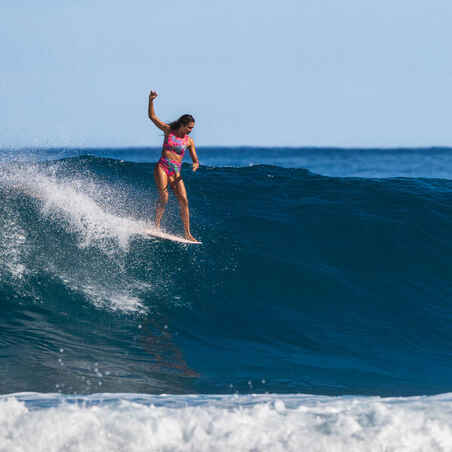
[161,132,190,161]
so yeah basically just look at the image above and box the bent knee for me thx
[158,191,169,204]
[177,196,189,208]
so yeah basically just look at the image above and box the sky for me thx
[1,0,452,148]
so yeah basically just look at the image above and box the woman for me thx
[148,90,199,242]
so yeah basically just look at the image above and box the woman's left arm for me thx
[188,138,199,172]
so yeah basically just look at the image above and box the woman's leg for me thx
[171,178,197,241]
[154,164,169,228]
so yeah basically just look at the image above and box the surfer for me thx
[148,90,199,242]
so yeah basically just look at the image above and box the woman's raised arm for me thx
[148,91,170,134]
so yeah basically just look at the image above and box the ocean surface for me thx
[1,147,452,451]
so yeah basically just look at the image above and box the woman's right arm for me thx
[148,91,170,134]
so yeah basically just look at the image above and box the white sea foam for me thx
[0,163,155,250]
[25,169,144,251]
[0,211,28,280]
[0,163,163,313]
[1,393,452,452]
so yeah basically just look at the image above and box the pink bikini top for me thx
[162,132,190,157]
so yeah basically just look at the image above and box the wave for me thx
[1,156,452,396]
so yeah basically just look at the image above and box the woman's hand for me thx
[192,162,199,172]
[149,90,158,101]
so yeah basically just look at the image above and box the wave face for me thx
[1,156,452,396]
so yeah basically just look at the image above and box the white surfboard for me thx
[142,228,202,245]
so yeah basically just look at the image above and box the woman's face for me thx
[181,121,195,135]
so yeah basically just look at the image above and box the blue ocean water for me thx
[1,147,452,450]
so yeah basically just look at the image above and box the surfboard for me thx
[142,229,202,245]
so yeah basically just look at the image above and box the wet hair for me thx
[169,114,195,131]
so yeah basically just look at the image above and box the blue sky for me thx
[1,0,452,147]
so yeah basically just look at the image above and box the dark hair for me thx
[169,114,195,130]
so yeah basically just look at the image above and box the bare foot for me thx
[185,232,198,242]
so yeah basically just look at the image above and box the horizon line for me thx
[2,145,452,151]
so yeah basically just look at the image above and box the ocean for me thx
[1,147,452,451]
